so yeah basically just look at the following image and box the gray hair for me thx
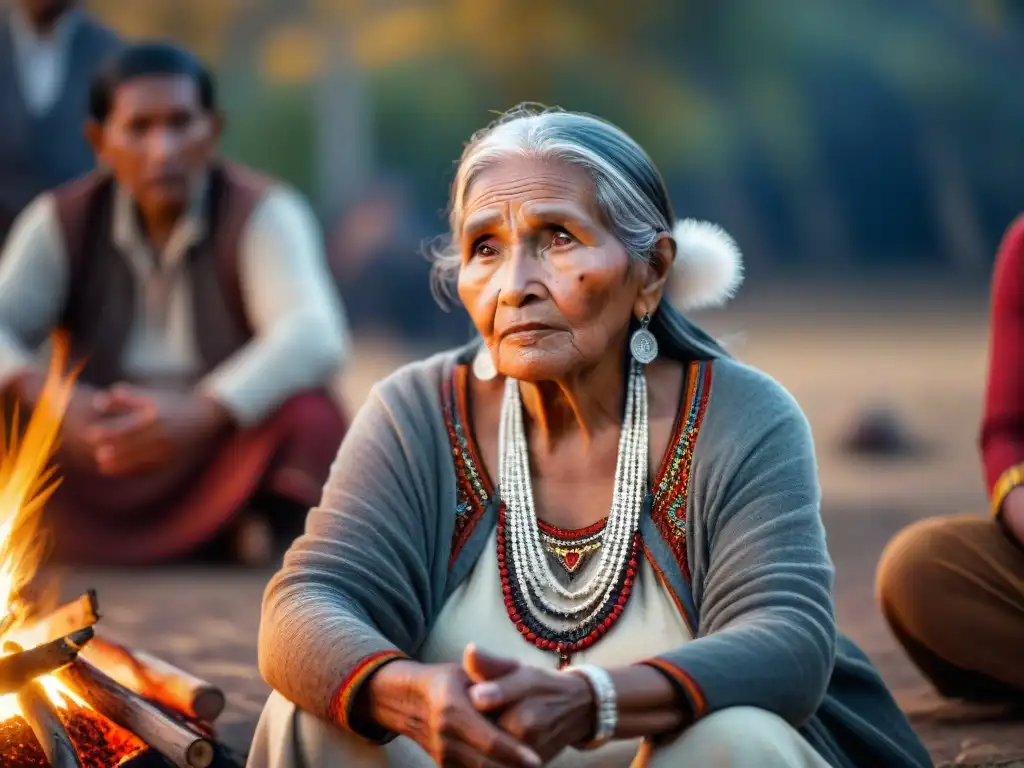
[430,104,728,361]
[430,104,676,305]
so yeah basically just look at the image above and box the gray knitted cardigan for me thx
[258,345,932,768]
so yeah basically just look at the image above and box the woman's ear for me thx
[633,232,675,319]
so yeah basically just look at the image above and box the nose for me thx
[146,127,182,169]
[497,242,545,307]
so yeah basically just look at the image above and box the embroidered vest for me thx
[50,162,272,387]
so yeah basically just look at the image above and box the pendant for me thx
[496,507,642,662]
[545,540,601,578]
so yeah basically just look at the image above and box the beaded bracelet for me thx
[565,664,618,750]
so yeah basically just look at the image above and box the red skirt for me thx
[44,392,348,565]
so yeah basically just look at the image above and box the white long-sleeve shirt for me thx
[0,180,350,427]
[8,6,79,116]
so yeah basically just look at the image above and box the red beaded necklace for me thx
[497,506,642,668]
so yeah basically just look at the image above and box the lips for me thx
[500,322,557,339]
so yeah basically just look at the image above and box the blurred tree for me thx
[88,0,245,61]
[82,0,1024,270]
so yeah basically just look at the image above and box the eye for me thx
[471,237,499,258]
[125,117,150,137]
[167,111,195,129]
[549,228,576,249]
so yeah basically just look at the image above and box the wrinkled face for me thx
[457,156,645,382]
[89,75,218,215]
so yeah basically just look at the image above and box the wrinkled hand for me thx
[366,658,542,768]
[85,384,232,476]
[465,646,596,763]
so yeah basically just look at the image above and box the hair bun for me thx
[668,219,744,311]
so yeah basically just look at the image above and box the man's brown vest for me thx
[51,162,271,387]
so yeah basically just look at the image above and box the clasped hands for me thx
[371,645,599,767]
[61,382,230,476]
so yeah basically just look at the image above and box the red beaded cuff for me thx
[639,658,708,720]
[328,650,408,742]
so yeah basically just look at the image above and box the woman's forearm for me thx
[359,659,429,736]
[607,665,690,739]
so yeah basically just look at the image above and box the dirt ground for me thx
[55,285,1024,767]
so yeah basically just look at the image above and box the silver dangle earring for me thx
[473,344,497,380]
[629,312,659,364]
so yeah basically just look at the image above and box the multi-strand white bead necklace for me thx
[496,359,647,666]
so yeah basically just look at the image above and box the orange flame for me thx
[0,335,88,720]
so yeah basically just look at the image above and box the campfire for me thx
[0,339,233,767]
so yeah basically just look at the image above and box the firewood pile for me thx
[0,590,243,768]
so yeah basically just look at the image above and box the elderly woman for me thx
[249,106,930,767]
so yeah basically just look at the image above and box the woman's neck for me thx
[516,353,626,452]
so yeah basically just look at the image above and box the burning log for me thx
[0,588,97,652]
[1,698,150,766]
[18,592,100,646]
[59,659,215,768]
[0,628,93,694]
[82,637,226,723]
[17,679,82,767]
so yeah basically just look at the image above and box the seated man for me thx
[877,216,1024,703]
[0,42,350,566]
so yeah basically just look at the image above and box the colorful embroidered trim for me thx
[640,657,708,719]
[642,544,696,635]
[443,365,493,565]
[991,462,1024,518]
[649,361,712,582]
[329,650,408,737]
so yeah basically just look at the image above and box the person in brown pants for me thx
[877,216,1024,704]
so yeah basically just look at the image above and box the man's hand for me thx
[58,383,108,471]
[10,369,111,471]
[86,384,233,477]
[1001,486,1024,546]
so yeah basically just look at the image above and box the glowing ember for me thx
[0,335,85,722]
[0,701,147,767]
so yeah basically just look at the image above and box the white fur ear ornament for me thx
[668,219,744,311]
